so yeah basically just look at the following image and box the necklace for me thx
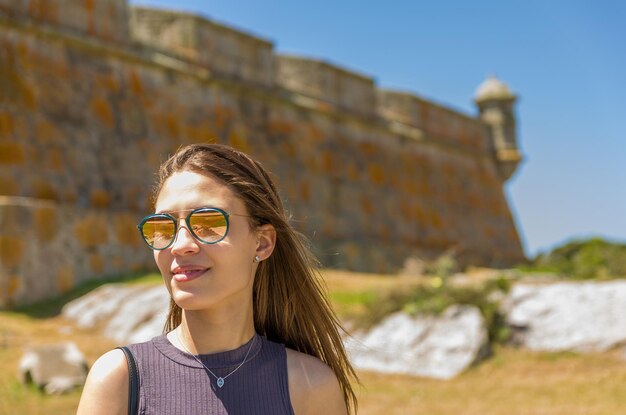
[176,329,255,388]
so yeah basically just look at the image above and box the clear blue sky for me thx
[131,0,626,257]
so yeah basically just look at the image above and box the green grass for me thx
[2,270,626,415]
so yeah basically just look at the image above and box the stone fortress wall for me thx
[0,0,525,307]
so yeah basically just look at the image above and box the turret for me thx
[474,76,522,181]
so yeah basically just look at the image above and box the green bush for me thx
[360,276,512,344]
[530,237,626,279]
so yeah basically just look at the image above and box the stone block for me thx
[34,206,56,242]
[56,265,74,293]
[275,55,376,117]
[0,272,21,309]
[90,189,111,208]
[0,141,25,164]
[0,235,24,268]
[0,111,14,138]
[34,117,63,145]
[130,7,274,86]
[31,179,58,200]
[0,176,18,195]
[74,214,108,249]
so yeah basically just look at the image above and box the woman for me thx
[77,143,358,414]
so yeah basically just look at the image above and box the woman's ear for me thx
[255,224,276,261]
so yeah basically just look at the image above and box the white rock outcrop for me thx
[346,305,488,379]
[62,284,169,344]
[502,280,626,352]
[19,342,88,394]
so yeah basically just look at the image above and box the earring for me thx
[254,255,261,263]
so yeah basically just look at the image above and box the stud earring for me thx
[254,255,261,263]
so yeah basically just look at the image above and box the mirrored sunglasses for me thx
[137,207,230,250]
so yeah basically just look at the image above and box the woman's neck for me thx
[172,306,256,355]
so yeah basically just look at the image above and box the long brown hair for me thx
[154,143,358,413]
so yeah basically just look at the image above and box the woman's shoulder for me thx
[76,349,129,415]
[285,348,347,415]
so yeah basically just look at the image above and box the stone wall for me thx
[0,0,524,307]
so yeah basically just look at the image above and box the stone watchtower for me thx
[474,76,523,181]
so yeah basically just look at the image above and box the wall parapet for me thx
[378,90,491,153]
[275,55,377,118]
[129,6,275,87]
[0,0,129,44]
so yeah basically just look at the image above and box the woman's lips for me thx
[171,266,209,282]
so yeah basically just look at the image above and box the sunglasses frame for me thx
[137,207,231,250]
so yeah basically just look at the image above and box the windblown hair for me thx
[154,143,358,414]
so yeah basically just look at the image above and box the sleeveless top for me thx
[126,333,295,415]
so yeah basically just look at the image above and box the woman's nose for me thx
[170,220,200,255]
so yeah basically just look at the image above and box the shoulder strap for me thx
[117,346,140,415]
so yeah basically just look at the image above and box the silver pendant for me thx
[217,377,225,388]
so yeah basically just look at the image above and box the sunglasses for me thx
[138,207,237,250]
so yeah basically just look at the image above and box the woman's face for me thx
[153,170,260,312]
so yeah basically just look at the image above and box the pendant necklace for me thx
[176,329,255,388]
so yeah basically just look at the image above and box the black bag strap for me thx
[117,346,139,415]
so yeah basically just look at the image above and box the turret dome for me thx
[474,75,516,103]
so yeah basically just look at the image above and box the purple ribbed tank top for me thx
[127,333,295,414]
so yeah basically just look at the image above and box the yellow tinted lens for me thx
[142,217,175,249]
[189,211,228,243]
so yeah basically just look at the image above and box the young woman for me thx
[77,143,358,414]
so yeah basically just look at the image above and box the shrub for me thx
[530,237,626,279]
[360,276,512,344]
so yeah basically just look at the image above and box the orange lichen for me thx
[165,113,180,138]
[74,215,108,249]
[367,164,385,186]
[57,266,74,293]
[305,125,324,142]
[36,118,64,144]
[0,112,14,138]
[101,74,119,93]
[213,105,233,130]
[0,176,18,194]
[47,147,64,171]
[32,179,57,200]
[90,189,111,208]
[299,180,311,202]
[34,207,56,242]
[228,131,249,153]
[0,236,24,268]
[0,142,25,165]
[358,142,377,156]
[129,70,143,95]
[6,274,21,304]
[91,96,114,127]
[360,196,374,215]
[267,119,294,136]
[318,151,330,172]
[114,213,141,247]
